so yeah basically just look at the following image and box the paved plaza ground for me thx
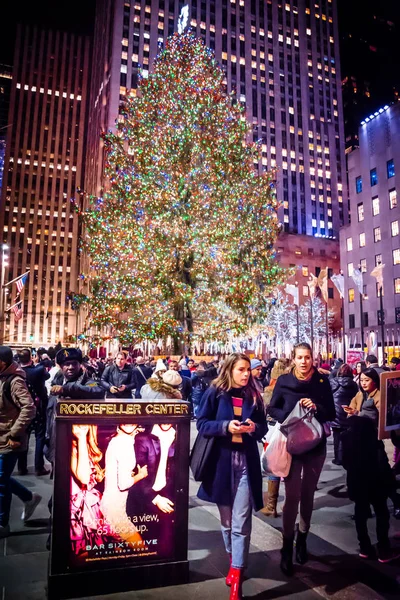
[1,424,400,600]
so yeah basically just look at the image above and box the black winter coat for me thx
[342,416,395,502]
[329,376,358,428]
[269,369,335,425]
[196,386,267,511]
[100,363,136,398]
[133,365,153,398]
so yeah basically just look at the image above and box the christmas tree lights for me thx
[80,32,288,347]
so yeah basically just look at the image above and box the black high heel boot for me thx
[280,535,294,576]
[295,527,309,565]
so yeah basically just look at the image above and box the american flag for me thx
[16,273,28,294]
[13,302,23,321]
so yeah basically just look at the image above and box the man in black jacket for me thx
[44,348,105,467]
[17,348,50,476]
[100,351,136,399]
[132,357,153,398]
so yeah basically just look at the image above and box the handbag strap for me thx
[281,408,314,431]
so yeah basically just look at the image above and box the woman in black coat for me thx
[329,364,358,465]
[196,353,267,600]
[269,342,335,576]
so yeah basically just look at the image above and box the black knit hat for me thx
[0,346,13,365]
[56,348,83,366]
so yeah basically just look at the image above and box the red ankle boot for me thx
[229,567,243,600]
[226,555,234,586]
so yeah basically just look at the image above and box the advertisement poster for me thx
[69,422,177,566]
[346,349,365,367]
[379,372,400,439]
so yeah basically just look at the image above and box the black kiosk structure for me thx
[48,399,191,599]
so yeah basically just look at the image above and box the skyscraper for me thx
[0,64,12,199]
[338,0,400,151]
[84,0,345,323]
[0,25,90,345]
[87,0,346,234]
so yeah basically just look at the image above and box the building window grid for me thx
[372,196,380,216]
[373,227,381,243]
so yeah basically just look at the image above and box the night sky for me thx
[1,0,96,64]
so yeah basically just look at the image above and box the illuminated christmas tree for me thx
[81,32,287,349]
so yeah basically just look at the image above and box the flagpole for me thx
[310,296,314,354]
[380,287,385,364]
[325,300,329,361]
[2,269,30,289]
[359,291,364,354]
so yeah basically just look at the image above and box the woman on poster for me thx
[101,424,148,544]
[70,425,105,556]
[196,353,267,600]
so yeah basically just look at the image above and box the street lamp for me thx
[0,244,9,342]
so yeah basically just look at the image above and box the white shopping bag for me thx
[261,424,292,478]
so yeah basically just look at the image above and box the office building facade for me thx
[340,102,400,357]
[0,25,90,345]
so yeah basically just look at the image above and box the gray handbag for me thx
[280,402,323,455]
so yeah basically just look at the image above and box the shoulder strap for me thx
[2,374,24,411]
[137,365,147,383]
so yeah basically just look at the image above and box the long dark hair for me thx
[361,367,380,391]
[213,353,263,408]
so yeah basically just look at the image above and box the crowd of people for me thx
[0,343,400,600]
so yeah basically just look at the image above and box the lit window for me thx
[391,221,399,237]
[372,196,380,216]
[360,258,367,273]
[370,168,378,186]
[357,203,364,221]
[373,227,381,243]
[387,159,395,178]
[347,262,354,277]
[389,189,397,209]
[395,278,400,294]
[356,176,362,194]
[346,237,353,251]
[348,288,355,303]
[393,249,400,265]
[303,285,309,297]
[359,233,366,247]
[302,266,309,277]
[375,254,382,266]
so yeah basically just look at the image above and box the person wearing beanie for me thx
[0,346,40,538]
[250,358,264,395]
[44,348,105,466]
[168,360,192,404]
[152,359,167,380]
[140,370,182,400]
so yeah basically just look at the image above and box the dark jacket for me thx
[329,376,358,428]
[133,365,153,398]
[196,386,267,511]
[342,416,395,502]
[45,369,105,463]
[21,363,49,420]
[179,375,192,402]
[131,431,176,507]
[100,363,136,398]
[269,369,335,426]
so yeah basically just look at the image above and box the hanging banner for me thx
[351,268,364,295]
[331,273,344,298]
[317,268,329,303]
[346,349,365,367]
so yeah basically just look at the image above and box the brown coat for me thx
[0,362,36,453]
[350,389,380,413]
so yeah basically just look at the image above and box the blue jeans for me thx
[218,450,252,569]
[0,452,33,527]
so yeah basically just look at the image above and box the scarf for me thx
[293,366,315,382]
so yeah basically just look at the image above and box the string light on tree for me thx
[79,31,287,348]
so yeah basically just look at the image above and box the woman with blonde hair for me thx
[269,342,335,576]
[196,353,267,600]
